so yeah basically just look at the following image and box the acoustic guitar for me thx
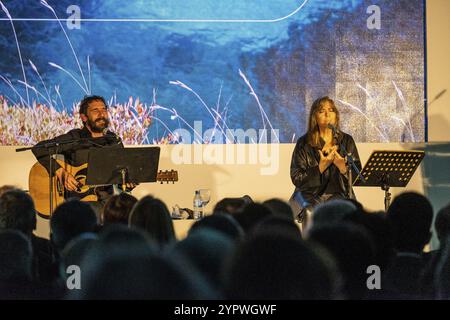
[28,160,178,218]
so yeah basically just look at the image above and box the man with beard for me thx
[32,95,135,217]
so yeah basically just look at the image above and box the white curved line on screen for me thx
[0,0,309,23]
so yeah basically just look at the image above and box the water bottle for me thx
[193,190,203,219]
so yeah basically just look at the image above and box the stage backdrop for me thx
[1,0,425,145]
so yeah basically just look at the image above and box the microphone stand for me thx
[331,128,366,199]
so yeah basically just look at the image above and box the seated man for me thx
[32,95,135,218]
[384,192,433,298]
[0,189,55,286]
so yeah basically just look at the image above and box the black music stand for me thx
[354,150,425,211]
[86,147,161,190]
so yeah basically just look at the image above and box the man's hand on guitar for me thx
[55,167,82,192]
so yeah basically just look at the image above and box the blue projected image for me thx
[0,0,425,145]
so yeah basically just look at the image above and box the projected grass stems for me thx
[339,81,418,143]
[0,1,30,106]
[87,56,92,94]
[0,1,152,145]
[48,62,88,94]
[54,85,66,110]
[1,0,281,145]
[16,80,49,108]
[0,94,155,145]
[169,80,240,144]
[210,83,224,143]
[357,83,389,139]
[169,80,229,141]
[40,0,89,95]
[29,60,54,109]
[168,71,280,144]
[337,99,389,142]
[0,75,29,107]
[208,84,237,144]
[213,91,235,143]
[392,81,415,142]
[239,69,280,143]
[149,104,205,144]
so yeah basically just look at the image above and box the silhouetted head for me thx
[308,222,376,299]
[345,211,395,270]
[0,230,33,282]
[0,185,18,196]
[224,232,336,299]
[50,199,97,252]
[87,224,157,260]
[263,198,294,220]
[172,228,235,291]
[435,203,450,245]
[189,213,244,241]
[252,215,302,240]
[70,227,216,299]
[0,189,36,236]
[101,193,137,226]
[435,235,450,299]
[213,196,252,215]
[233,203,273,234]
[387,192,433,253]
[128,196,175,247]
[60,232,98,280]
[346,198,365,214]
[311,199,357,228]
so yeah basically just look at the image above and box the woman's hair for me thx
[102,193,138,225]
[306,96,340,148]
[128,196,175,246]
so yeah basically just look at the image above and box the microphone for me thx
[327,123,339,144]
[327,123,338,134]
[102,128,121,144]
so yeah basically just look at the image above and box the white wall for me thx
[0,144,429,211]
[427,0,450,142]
[0,143,429,239]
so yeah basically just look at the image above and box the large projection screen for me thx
[0,0,426,145]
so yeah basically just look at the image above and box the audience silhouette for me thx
[0,184,447,300]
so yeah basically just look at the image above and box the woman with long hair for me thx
[290,96,361,225]
[128,196,176,247]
